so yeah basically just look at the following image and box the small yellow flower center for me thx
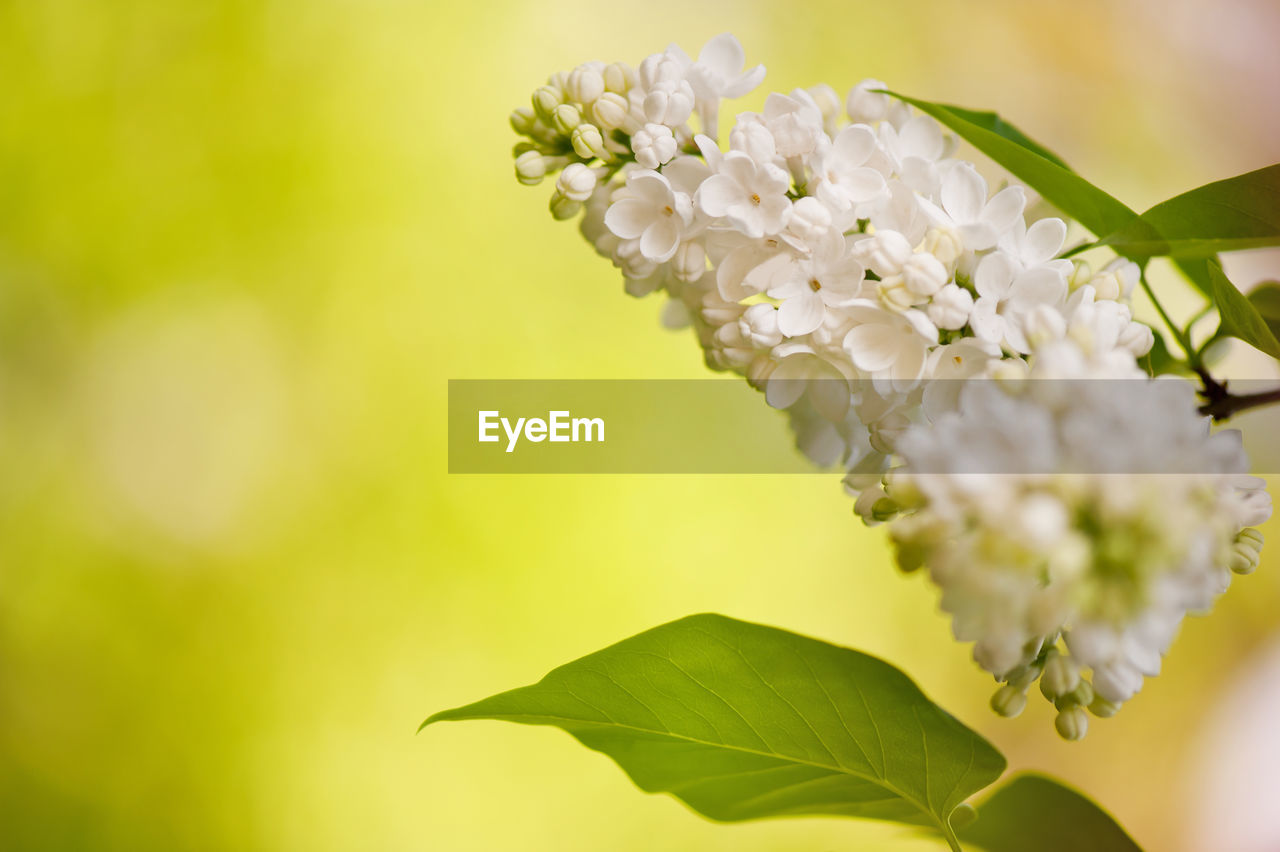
[663,205,674,216]
[809,279,822,292]
[750,193,761,205]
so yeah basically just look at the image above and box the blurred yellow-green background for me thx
[2,1,1279,850]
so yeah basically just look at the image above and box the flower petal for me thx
[832,124,876,166]
[974,251,1016,299]
[981,186,1027,235]
[604,199,655,240]
[696,174,742,218]
[697,32,745,77]
[777,290,825,337]
[942,163,986,224]
[1024,217,1068,265]
[640,218,681,263]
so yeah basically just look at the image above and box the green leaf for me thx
[959,774,1142,852]
[1207,260,1280,359]
[1098,164,1280,258]
[423,613,1005,843]
[880,92,1135,238]
[1248,280,1280,343]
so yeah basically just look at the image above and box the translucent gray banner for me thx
[447,379,1280,474]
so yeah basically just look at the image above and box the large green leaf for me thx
[881,92,1135,238]
[1207,260,1280,359]
[882,91,1215,296]
[959,774,1142,852]
[1247,280,1280,343]
[1098,164,1280,258]
[423,613,1005,844]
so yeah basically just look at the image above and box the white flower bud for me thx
[851,230,913,276]
[846,78,890,124]
[739,303,783,348]
[1068,259,1093,293]
[590,92,631,130]
[549,191,582,221]
[1103,258,1139,299]
[531,85,563,124]
[556,163,597,203]
[788,197,832,242]
[672,240,707,283]
[990,684,1028,718]
[1054,705,1089,741]
[509,107,537,136]
[1118,320,1154,357]
[926,283,973,330]
[901,252,948,298]
[631,123,677,170]
[1088,695,1121,718]
[570,124,608,161]
[603,62,635,94]
[918,227,964,270]
[551,102,582,136]
[566,65,605,105]
[514,150,549,186]
[877,276,918,311]
[643,80,696,127]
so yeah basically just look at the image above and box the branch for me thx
[1195,367,1280,421]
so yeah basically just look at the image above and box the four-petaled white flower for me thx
[604,170,694,263]
[696,151,792,238]
[969,250,1067,353]
[922,162,1026,251]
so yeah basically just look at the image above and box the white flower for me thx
[969,251,1068,353]
[922,163,1026,251]
[764,234,866,337]
[637,50,695,126]
[762,91,825,158]
[631,123,678,169]
[846,78,891,124]
[927,283,974,330]
[739,303,783,348]
[842,301,938,392]
[810,124,887,211]
[876,115,947,195]
[604,170,694,263]
[696,151,792,238]
[999,216,1070,272]
[681,33,766,137]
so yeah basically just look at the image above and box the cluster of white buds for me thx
[510,34,1271,738]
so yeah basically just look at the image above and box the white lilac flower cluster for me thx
[510,34,1271,737]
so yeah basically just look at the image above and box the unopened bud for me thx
[571,124,608,161]
[990,684,1028,718]
[556,163,597,203]
[870,496,900,523]
[514,150,549,186]
[1054,705,1089,741]
[1230,528,1265,575]
[552,103,582,136]
[673,241,708,283]
[532,85,564,124]
[902,252,948,298]
[549,191,582,221]
[1040,650,1081,699]
[603,62,636,94]
[1068,259,1093,293]
[591,92,631,130]
[1088,695,1121,718]
[565,65,606,105]
[509,107,537,136]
